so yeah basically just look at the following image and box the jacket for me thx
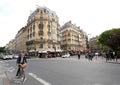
[17,56,27,64]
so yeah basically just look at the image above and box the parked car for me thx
[2,55,9,60]
[61,51,70,58]
[7,54,13,59]
[13,54,19,59]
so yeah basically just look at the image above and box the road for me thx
[2,55,120,85]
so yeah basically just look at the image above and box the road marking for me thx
[29,73,51,85]
[7,66,15,72]
[8,68,15,72]
[22,77,27,83]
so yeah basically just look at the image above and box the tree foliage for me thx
[0,46,5,52]
[98,28,120,51]
[107,32,120,51]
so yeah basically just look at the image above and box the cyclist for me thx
[16,53,27,78]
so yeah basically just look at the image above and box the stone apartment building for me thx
[89,36,102,53]
[26,6,61,57]
[15,26,27,53]
[6,6,88,57]
[61,21,87,53]
[5,39,15,54]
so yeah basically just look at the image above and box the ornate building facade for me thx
[15,26,27,53]
[61,21,87,52]
[26,6,61,57]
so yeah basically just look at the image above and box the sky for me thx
[1,0,120,46]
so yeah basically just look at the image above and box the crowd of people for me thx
[79,51,118,62]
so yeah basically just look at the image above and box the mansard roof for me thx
[28,6,58,21]
[61,21,80,31]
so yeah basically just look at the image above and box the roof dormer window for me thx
[41,10,43,14]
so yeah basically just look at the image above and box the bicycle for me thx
[17,65,25,82]
[13,64,27,83]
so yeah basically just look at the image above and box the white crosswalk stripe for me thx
[29,73,51,85]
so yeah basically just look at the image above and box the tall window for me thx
[30,33,32,38]
[68,32,70,36]
[30,27,32,32]
[27,35,29,39]
[33,24,35,31]
[39,22,43,29]
[44,9,46,13]
[47,24,50,29]
[41,11,43,14]
[27,29,29,35]
[40,44,43,48]
[33,32,35,37]
[48,45,50,48]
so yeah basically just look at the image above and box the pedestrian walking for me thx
[78,53,80,60]
[88,52,94,61]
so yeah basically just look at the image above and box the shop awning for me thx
[38,51,47,53]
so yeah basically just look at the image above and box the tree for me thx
[107,32,120,51]
[98,28,120,60]
[0,47,5,53]
[98,28,120,51]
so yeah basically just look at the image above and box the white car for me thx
[62,53,70,58]
[7,55,13,59]
[2,55,9,60]
[13,54,19,59]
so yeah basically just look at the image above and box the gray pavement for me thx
[0,60,12,85]
[0,61,6,85]
[2,56,120,85]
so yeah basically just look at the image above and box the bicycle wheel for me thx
[21,69,25,82]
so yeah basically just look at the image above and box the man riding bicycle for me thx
[16,53,27,78]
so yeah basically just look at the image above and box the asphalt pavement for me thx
[1,55,120,85]
[0,61,7,85]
